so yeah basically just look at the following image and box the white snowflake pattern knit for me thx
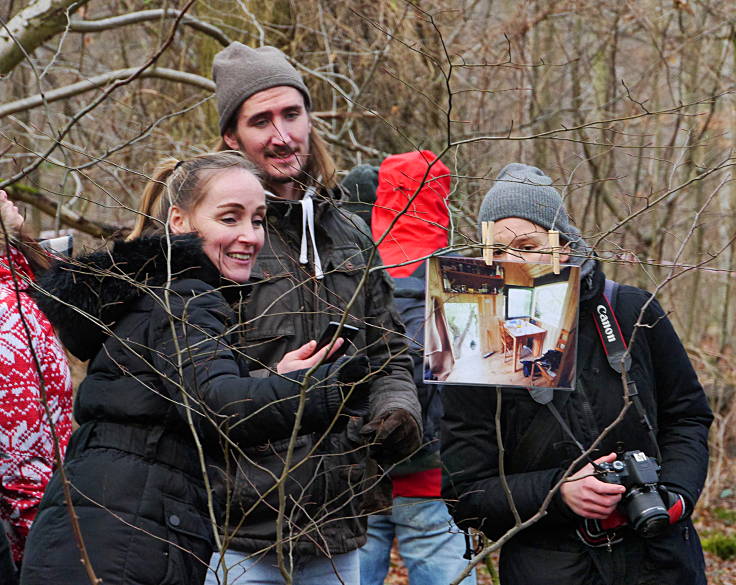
[0,247,72,563]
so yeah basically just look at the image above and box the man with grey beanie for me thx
[205,43,421,585]
[441,163,711,585]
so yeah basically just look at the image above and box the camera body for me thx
[597,450,669,538]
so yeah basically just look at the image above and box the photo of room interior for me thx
[424,256,580,389]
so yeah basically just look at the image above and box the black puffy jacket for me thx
[441,264,713,585]
[20,236,347,585]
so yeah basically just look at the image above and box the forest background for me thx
[1,1,735,583]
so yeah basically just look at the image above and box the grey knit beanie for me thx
[213,43,312,135]
[478,163,584,244]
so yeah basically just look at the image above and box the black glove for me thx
[658,485,687,524]
[329,355,371,416]
[360,408,421,463]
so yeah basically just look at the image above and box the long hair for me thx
[128,151,261,241]
[0,213,50,273]
[17,232,50,273]
[307,127,337,190]
[0,229,51,274]
[217,118,337,192]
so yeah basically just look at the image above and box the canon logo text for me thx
[596,305,616,343]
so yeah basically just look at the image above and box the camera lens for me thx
[637,514,669,539]
[623,487,669,538]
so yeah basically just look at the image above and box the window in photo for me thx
[506,286,532,319]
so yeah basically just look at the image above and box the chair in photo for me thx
[498,321,514,364]
[530,329,570,386]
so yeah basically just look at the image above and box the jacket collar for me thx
[580,260,605,303]
[34,234,221,361]
[265,184,343,221]
[263,187,345,277]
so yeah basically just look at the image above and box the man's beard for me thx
[267,172,297,184]
[264,150,310,185]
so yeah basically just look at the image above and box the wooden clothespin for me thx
[548,229,560,274]
[482,221,494,265]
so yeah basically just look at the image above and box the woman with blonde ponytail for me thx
[125,158,180,241]
[20,151,368,585]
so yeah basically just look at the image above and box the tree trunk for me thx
[0,0,91,75]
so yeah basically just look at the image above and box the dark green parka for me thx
[222,189,421,555]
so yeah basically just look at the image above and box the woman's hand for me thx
[276,338,344,374]
[0,190,23,236]
[560,452,626,519]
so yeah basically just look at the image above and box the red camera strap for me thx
[590,282,662,462]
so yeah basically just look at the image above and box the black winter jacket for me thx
[441,264,713,585]
[20,236,347,585]
[222,190,421,555]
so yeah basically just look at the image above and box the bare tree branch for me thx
[0,0,198,190]
[0,67,214,119]
[0,0,91,75]
[69,9,231,46]
[6,183,120,237]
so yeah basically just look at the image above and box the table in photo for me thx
[503,322,547,372]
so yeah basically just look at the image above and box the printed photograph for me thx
[424,256,580,390]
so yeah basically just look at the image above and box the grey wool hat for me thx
[478,163,581,244]
[212,42,312,135]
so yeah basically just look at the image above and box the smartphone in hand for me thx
[313,321,360,362]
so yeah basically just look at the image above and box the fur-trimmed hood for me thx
[34,235,223,361]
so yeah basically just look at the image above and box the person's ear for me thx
[222,131,239,151]
[168,206,191,235]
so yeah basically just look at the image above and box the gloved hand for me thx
[329,355,371,416]
[658,485,687,524]
[360,408,421,463]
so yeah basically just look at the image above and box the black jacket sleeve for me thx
[351,218,422,429]
[147,279,343,447]
[621,288,713,511]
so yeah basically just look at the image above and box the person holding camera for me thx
[441,163,712,585]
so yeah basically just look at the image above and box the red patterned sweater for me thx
[0,247,72,563]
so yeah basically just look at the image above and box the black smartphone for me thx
[313,321,360,362]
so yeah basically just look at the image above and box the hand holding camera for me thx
[595,450,671,538]
[0,190,24,237]
[561,452,626,519]
[566,450,680,541]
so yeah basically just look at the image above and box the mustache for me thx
[264,145,298,158]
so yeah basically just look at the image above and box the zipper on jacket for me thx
[575,377,600,446]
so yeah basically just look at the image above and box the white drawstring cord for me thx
[299,187,323,279]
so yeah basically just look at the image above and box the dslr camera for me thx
[596,450,669,538]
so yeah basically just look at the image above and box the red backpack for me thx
[371,150,451,278]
